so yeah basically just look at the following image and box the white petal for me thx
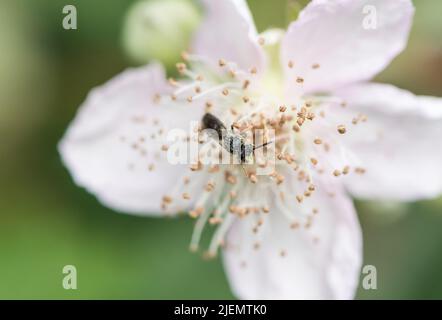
[222,179,362,299]
[281,0,414,94]
[335,83,442,201]
[191,0,265,73]
[59,64,207,215]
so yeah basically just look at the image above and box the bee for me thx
[201,113,271,165]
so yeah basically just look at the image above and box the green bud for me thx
[286,0,310,26]
[122,0,201,67]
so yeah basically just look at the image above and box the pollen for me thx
[296,77,304,84]
[288,60,294,68]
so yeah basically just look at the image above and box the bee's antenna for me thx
[253,141,274,151]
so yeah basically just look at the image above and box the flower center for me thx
[153,45,368,258]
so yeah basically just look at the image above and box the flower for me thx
[59,0,442,299]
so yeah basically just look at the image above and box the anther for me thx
[162,196,173,204]
[333,169,342,177]
[290,222,300,229]
[337,125,347,134]
[182,193,190,200]
[176,62,186,74]
[209,217,223,225]
[355,167,366,174]
[249,174,258,184]
[168,77,179,87]
[276,174,285,185]
[189,207,204,218]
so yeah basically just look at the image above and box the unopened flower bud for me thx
[122,0,201,67]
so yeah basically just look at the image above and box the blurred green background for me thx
[0,0,441,299]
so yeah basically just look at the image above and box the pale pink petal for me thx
[191,0,265,73]
[281,0,414,94]
[223,179,362,299]
[334,83,442,201]
[59,64,207,215]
